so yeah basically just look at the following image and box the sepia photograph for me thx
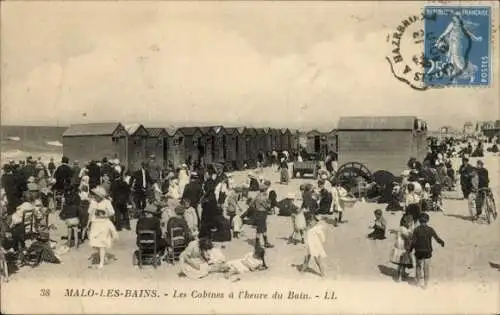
[1,1,499,314]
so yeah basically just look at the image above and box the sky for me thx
[1,1,499,130]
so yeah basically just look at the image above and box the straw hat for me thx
[27,176,36,183]
[401,170,411,177]
[181,163,187,168]
[91,186,107,198]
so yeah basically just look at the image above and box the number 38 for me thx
[40,289,50,296]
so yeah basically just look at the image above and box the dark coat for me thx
[53,164,73,191]
[182,181,203,207]
[132,169,153,191]
[110,179,131,204]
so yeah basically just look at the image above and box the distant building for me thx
[480,120,500,141]
[62,123,131,169]
[305,129,338,158]
[463,121,474,135]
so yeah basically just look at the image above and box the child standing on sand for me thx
[390,213,413,282]
[287,193,306,245]
[410,213,445,289]
[299,212,327,277]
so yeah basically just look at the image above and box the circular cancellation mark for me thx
[386,12,441,91]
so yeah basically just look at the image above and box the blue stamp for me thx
[423,6,491,86]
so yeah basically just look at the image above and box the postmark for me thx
[386,13,432,91]
[423,6,491,87]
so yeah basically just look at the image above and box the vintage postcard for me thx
[1,1,499,314]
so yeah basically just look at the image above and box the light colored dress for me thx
[390,226,412,267]
[178,170,189,196]
[227,252,263,274]
[294,208,306,232]
[332,186,348,213]
[184,206,199,238]
[179,240,210,279]
[168,184,181,200]
[88,199,118,249]
[306,223,327,258]
[404,192,421,208]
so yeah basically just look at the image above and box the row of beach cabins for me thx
[62,116,429,175]
[62,123,319,172]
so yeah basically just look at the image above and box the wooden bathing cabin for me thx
[145,127,168,168]
[62,122,147,171]
[337,116,427,176]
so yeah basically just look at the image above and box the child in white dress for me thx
[286,193,306,245]
[299,213,327,277]
[225,245,267,281]
[87,186,119,269]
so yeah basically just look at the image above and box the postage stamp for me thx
[423,6,491,87]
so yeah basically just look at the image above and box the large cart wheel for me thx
[333,162,373,190]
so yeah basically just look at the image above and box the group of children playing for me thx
[368,200,445,288]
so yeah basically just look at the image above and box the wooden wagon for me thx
[292,160,321,179]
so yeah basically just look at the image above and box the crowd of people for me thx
[0,136,495,287]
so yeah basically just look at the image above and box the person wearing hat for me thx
[475,159,490,219]
[285,193,305,244]
[47,158,56,178]
[53,156,73,192]
[459,156,474,199]
[278,157,289,184]
[131,162,153,213]
[1,164,21,215]
[331,180,348,225]
[87,186,118,269]
[147,156,162,187]
[317,180,333,215]
[59,188,81,248]
[181,173,203,225]
[100,157,114,182]
[71,160,82,187]
[181,198,199,239]
[136,203,166,254]
[246,173,260,202]
[410,212,445,289]
[110,170,132,231]
[250,184,274,248]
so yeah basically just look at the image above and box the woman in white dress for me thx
[167,179,181,200]
[331,181,348,225]
[179,237,222,279]
[87,186,119,269]
[178,164,190,197]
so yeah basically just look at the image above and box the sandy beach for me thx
[1,154,499,314]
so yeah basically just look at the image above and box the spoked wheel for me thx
[333,162,373,190]
[485,195,496,224]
